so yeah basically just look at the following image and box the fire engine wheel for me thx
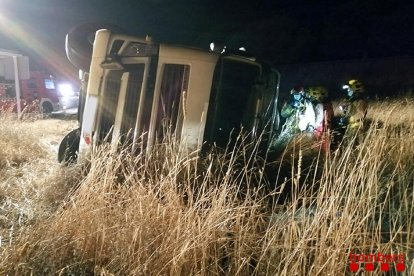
[66,22,126,72]
[42,102,53,113]
[58,128,81,165]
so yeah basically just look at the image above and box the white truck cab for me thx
[59,26,280,163]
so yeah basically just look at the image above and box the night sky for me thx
[1,0,413,82]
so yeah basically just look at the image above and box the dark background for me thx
[1,0,413,91]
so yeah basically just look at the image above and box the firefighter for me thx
[337,79,368,144]
[306,86,334,152]
[270,86,316,153]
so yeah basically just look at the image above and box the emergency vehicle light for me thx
[58,83,76,97]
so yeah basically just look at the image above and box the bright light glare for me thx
[58,83,75,97]
[0,8,76,82]
[209,42,226,54]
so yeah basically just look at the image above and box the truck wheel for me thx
[58,128,81,165]
[66,22,126,72]
[42,102,53,113]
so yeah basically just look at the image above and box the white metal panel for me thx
[87,29,111,96]
[0,51,30,80]
[78,95,99,160]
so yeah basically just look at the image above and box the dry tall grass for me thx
[0,99,413,275]
[0,115,79,251]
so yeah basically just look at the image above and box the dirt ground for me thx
[36,117,79,157]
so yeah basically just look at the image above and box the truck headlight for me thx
[58,83,75,97]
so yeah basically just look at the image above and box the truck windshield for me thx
[44,79,55,90]
[204,58,277,150]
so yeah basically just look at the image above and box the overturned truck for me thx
[59,24,281,163]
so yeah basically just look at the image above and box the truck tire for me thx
[42,101,53,113]
[58,128,81,165]
[66,22,126,72]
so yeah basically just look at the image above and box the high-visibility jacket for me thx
[347,98,368,129]
[338,97,367,129]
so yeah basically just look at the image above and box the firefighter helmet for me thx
[307,86,328,101]
[343,79,364,94]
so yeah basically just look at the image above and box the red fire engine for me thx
[0,70,78,113]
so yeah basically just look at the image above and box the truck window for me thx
[119,64,145,143]
[155,64,190,141]
[204,59,262,149]
[28,79,37,89]
[97,71,122,143]
[44,79,55,90]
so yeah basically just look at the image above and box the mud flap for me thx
[58,128,81,164]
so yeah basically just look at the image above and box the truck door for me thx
[153,64,189,142]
